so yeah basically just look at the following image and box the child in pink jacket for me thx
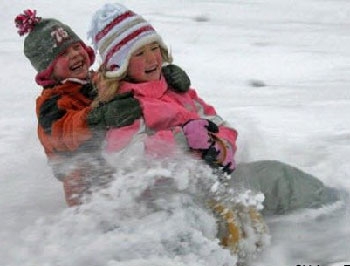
[89,3,341,215]
[89,3,237,174]
[88,3,345,261]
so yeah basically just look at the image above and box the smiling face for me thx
[126,42,163,83]
[52,42,91,81]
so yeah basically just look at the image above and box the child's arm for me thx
[36,83,141,156]
[36,84,94,156]
[184,89,238,173]
[188,89,237,148]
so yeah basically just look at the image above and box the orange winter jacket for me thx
[36,80,96,159]
[36,80,115,206]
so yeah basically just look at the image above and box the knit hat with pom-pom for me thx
[15,9,95,85]
[88,3,171,78]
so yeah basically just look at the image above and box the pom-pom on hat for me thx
[15,9,95,85]
[88,3,171,79]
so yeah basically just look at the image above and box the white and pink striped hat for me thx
[89,3,171,78]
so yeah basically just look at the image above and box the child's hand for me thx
[162,64,191,93]
[87,92,142,129]
[182,119,218,150]
[202,139,236,174]
[183,119,235,174]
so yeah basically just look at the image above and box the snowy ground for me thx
[1,0,350,265]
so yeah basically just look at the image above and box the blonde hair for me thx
[92,45,172,108]
[91,67,125,108]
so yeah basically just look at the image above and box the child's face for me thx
[52,43,91,81]
[127,42,162,83]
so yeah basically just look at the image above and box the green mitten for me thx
[87,92,142,129]
[162,64,191,92]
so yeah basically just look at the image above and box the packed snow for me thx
[1,0,350,265]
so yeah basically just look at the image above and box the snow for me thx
[1,0,350,265]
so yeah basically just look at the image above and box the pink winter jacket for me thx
[105,75,237,159]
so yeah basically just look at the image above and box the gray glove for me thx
[162,64,191,92]
[87,92,142,129]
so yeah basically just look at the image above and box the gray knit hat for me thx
[15,10,82,73]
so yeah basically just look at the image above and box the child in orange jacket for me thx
[16,9,191,206]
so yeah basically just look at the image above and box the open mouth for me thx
[70,61,85,72]
[145,66,158,74]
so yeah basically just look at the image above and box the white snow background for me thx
[1,0,350,265]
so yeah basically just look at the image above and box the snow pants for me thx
[51,153,115,207]
[228,160,341,215]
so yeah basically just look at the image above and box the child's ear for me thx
[83,44,95,65]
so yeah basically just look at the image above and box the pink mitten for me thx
[182,119,218,150]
